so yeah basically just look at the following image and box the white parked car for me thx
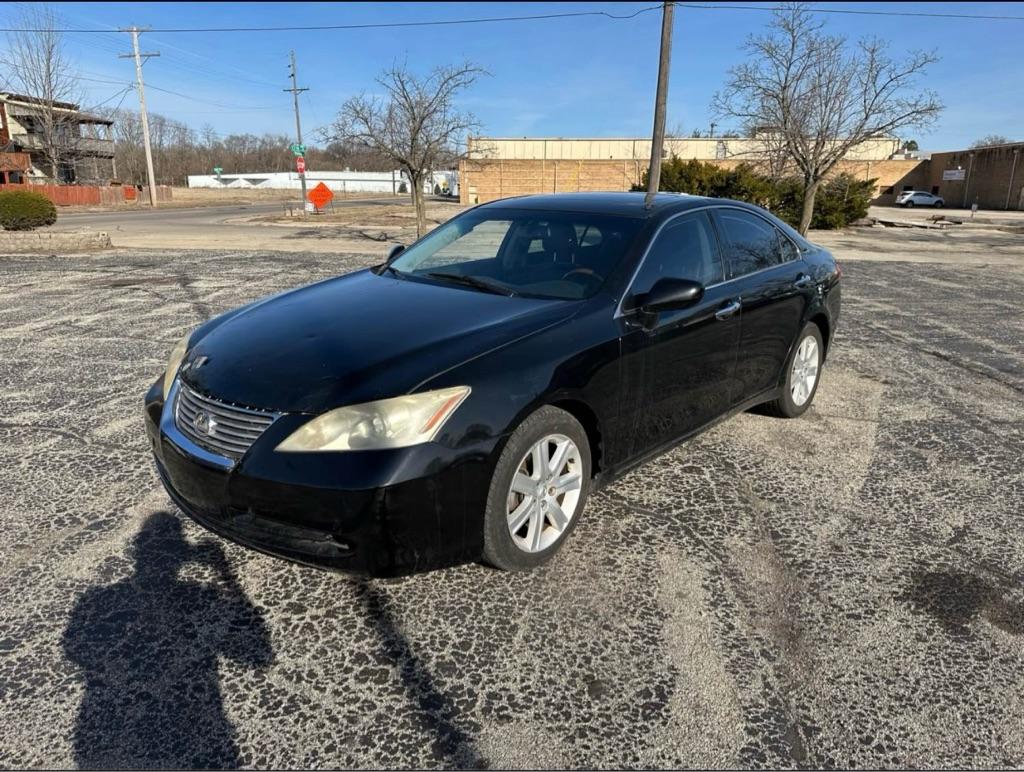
[896,190,944,208]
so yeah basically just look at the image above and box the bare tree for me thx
[106,105,369,186]
[3,6,86,182]
[713,4,942,234]
[970,134,1014,149]
[665,121,688,138]
[324,62,485,237]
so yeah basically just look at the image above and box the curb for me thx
[0,229,113,254]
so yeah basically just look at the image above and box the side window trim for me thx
[614,204,799,318]
[703,210,728,285]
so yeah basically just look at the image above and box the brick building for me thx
[459,135,917,205]
[458,135,1024,211]
[920,143,1023,210]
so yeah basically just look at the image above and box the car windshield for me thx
[387,208,643,300]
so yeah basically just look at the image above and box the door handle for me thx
[794,273,813,289]
[714,299,741,320]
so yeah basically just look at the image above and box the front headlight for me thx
[276,386,471,452]
[162,332,191,400]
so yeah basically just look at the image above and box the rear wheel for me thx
[482,406,591,571]
[762,322,824,418]
[933,201,943,208]
[905,200,915,208]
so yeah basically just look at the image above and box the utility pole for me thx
[284,51,309,211]
[645,2,675,209]
[119,27,159,207]
[709,121,717,138]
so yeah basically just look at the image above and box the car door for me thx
[711,208,812,404]
[618,210,741,459]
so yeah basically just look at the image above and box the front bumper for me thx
[145,379,501,577]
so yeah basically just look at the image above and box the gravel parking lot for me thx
[1,237,1022,767]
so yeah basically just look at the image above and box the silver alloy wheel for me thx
[790,335,820,407]
[506,433,583,553]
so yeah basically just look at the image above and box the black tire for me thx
[482,406,591,571]
[905,200,915,207]
[933,201,943,208]
[761,322,824,418]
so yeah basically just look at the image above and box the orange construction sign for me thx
[307,181,334,211]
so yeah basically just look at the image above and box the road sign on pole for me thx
[289,143,306,156]
[307,181,334,211]
[295,156,306,174]
[285,50,310,214]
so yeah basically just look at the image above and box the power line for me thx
[85,84,135,111]
[64,70,276,110]
[142,83,277,110]
[141,34,284,88]
[0,5,665,32]
[106,84,135,115]
[676,3,1024,22]
[5,2,287,91]
[2,3,1022,35]
[72,74,134,86]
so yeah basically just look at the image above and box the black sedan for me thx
[145,193,841,576]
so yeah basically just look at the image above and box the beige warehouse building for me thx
[459,135,919,206]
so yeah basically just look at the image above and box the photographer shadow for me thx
[62,511,273,769]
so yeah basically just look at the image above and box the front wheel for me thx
[762,323,824,418]
[482,406,591,571]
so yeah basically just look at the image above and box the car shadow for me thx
[62,511,274,769]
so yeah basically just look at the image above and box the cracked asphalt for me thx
[0,242,1022,768]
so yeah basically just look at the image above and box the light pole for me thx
[1006,149,1020,211]
[962,151,975,208]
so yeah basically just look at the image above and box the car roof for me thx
[476,191,719,218]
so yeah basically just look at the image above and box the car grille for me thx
[174,382,279,460]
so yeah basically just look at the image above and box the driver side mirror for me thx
[632,278,705,314]
[386,244,405,261]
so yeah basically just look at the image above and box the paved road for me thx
[52,201,287,228]
[54,197,401,228]
[50,197,405,252]
[0,246,1022,768]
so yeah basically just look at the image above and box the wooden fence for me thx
[0,183,170,206]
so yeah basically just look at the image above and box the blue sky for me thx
[3,1,1022,151]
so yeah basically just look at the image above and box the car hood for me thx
[181,269,577,413]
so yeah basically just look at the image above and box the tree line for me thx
[108,109,395,187]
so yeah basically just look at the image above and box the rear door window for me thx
[715,209,784,279]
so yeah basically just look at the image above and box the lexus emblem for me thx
[193,410,217,436]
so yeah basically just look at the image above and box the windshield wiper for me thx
[425,272,518,297]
